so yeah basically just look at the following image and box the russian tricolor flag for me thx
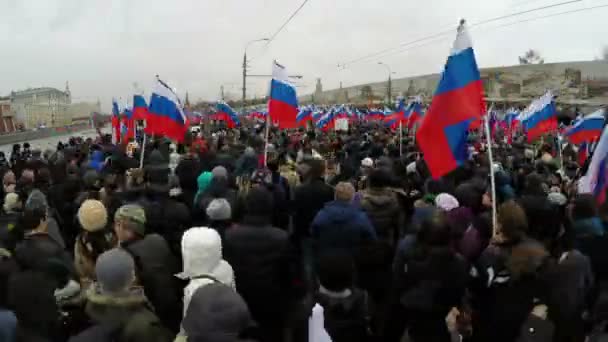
[269,61,298,129]
[215,102,241,128]
[521,91,557,142]
[133,94,149,121]
[296,106,313,124]
[111,99,121,145]
[564,109,605,145]
[121,105,135,143]
[579,125,608,204]
[416,21,486,179]
[148,78,189,142]
[407,98,424,129]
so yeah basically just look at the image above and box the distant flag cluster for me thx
[564,109,605,145]
[213,102,241,128]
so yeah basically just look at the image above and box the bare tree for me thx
[519,49,544,65]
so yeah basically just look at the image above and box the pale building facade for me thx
[11,83,71,129]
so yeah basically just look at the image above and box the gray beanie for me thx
[206,198,232,221]
[95,248,135,295]
[211,166,228,180]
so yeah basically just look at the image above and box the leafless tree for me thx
[519,49,544,65]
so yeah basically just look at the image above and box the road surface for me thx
[0,128,109,156]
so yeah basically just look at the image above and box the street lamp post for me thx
[378,62,395,104]
[242,38,269,113]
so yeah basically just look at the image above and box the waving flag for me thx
[269,61,298,129]
[564,109,605,145]
[214,102,240,128]
[133,94,148,121]
[121,105,135,143]
[415,21,486,178]
[111,99,121,145]
[579,125,608,203]
[407,98,424,129]
[148,78,189,142]
[296,106,313,124]
[521,91,557,142]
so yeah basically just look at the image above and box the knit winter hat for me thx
[114,204,146,236]
[212,166,228,180]
[78,199,108,232]
[435,193,460,212]
[206,198,232,221]
[335,182,355,202]
[95,248,135,295]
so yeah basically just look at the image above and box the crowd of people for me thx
[0,121,604,342]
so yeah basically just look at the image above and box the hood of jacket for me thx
[177,228,235,314]
[85,285,150,325]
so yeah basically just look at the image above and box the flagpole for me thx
[484,104,498,237]
[399,121,403,156]
[557,133,564,171]
[263,114,270,167]
[139,133,147,169]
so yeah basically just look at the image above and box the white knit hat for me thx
[206,198,232,221]
[78,199,108,232]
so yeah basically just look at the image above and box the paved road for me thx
[0,128,109,156]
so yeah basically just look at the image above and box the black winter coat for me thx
[293,179,334,242]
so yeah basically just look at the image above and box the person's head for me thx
[497,200,528,241]
[211,166,228,181]
[367,168,391,189]
[317,251,355,292]
[360,157,374,175]
[8,271,58,331]
[95,248,136,296]
[3,192,21,214]
[113,204,146,243]
[178,227,229,280]
[417,209,451,247]
[435,193,460,212]
[334,182,355,203]
[206,198,232,223]
[78,199,108,233]
[182,283,254,342]
[22,190,49,233]
[244,187,274,220]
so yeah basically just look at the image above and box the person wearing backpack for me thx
[114,204,182,334]
[69,248,173,342]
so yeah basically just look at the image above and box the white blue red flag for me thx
[579,124,608,203]
[148,78,189,142]
[269,61,298,129]
[415,21,486,178]
[564,109,605,145]
[520,91,557,142]
[214,102,241,128]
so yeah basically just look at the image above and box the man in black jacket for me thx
[224,187,297,342]
[293,158,334,286]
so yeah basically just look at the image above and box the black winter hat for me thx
[245,187,274,218]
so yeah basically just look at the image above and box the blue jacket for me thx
[311,201,376,254]
[0,310,16,342]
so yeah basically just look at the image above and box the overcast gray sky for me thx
[0,0,606,111]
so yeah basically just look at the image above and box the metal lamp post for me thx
[242,38,270,113]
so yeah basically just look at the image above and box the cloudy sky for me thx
[0,0,606,110]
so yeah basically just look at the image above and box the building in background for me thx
[11,83,72,129]
[0,96,15,133]
[69,99,101,127]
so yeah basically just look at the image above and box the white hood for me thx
[176,227,235,317]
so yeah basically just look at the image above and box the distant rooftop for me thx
[12,87,67,96]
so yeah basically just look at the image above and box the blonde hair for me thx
[335,182,355,202]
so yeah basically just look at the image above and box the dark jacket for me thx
[311,201,376,256]
[360,187,401,245]
[121,234,181,333]
[69,286,173,342]
[316,288,370,342]
[224,216,296,318]
[293,179,334,241]
[0,212,22,251]
[14,232,73,276]
[175,155,201,210]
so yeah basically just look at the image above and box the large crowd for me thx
[0,121,603,342]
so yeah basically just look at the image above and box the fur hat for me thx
[206,198,232,221]
[78,199,108,232]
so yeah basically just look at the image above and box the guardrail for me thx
[0,124,93,145]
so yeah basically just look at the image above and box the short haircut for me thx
[335,182,355,202]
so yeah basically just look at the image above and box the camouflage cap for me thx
[114,204,146,235]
